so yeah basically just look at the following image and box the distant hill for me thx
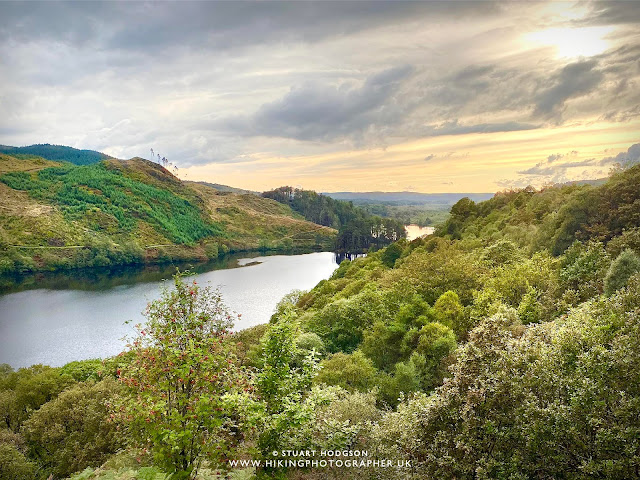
[0,153,335,275]
[194,181,258,195]
[558,178,608,187]
[0,144,113,166]
[323,191,495,206]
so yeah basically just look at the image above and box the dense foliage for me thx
[262,186,406,252]
[437,164,640,254]
[0,144,109,166]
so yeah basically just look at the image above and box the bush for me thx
[604,249,640,295]
[21,378,124,478]
[59,359,104,382]
[0,442,36,480]
[116,273,249,479]
[315,351,377,393]
[0,365,73,432]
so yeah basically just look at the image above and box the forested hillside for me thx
[0,144,111,166]
[263,186,406,252]
[0,154,335,275]
[2,165,640,480]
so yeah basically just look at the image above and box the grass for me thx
[189,182,336,250]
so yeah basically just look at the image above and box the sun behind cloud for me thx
[525,26,614,59]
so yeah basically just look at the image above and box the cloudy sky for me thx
[1,1,639,193]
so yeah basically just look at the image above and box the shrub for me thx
[116,273,249,479]
[21,378,124,478]
[604,249,640,295]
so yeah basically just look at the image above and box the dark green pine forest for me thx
[0,144,112,166]
[263,186,407,252]
[2,163,640,480]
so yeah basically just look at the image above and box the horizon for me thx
[1,1,639,193]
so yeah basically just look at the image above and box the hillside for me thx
[0,153,335,275]
[438,164,640,254]
[194,181,257,195]
[0,144,112,165]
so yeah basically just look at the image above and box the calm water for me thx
[0,252,338,368]
[405,224,435,241]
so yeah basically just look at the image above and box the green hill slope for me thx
[0,144,113,165]
[0,154,335,274]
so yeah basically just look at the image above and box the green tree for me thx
[414,322,457,388]
[0,443,36,480]
[517,285,542,324]
[381,242,403,268]
[604,249,640,295]
[21,378,124,478]
[361,321,406,371]
[0,365,72,432]
[254,315,319,477]
[116,273,249,479]
[315,351,377,392]
[433,290,467,338]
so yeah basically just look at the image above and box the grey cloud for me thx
[584,1,640,25]
[216,77,539,144]
[600,105,640,123]
[450,65,495,84]
[216,65,414,142]
[546,151,578,163]
[534,60,605,120]
[599,142,640,167]
[518,159,600,176]
[419,120,539,137]
[517,143,640,179]
[423,64,499,109]
[0,1,501,53]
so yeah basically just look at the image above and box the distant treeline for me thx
[323,191,494,205]
[262,186,406,252]
[0,144,110,166]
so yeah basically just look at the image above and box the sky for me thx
[1,1,639,193]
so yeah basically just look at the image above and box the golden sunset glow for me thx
[525,26,614,59]
[184,120,640,193]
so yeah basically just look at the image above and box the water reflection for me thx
[334,252,367,264]
[0,250,321,294]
